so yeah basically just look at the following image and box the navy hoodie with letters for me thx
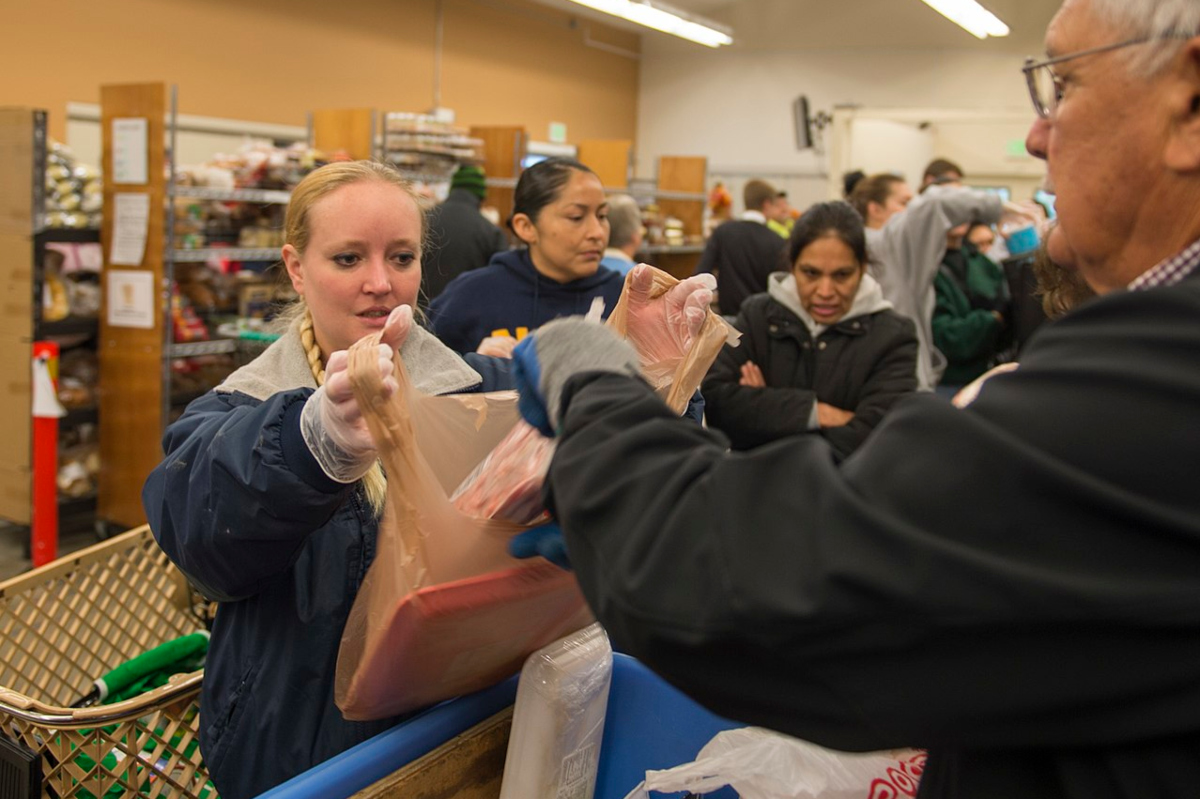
[427,248,625,353]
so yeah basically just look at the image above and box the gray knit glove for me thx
[511,317,642,436]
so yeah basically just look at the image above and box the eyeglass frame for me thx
[1023,32,1197,119]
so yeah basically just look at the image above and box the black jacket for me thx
[702,288,918,457]
[544,264,1200,799]
[695,219,787,315]
[422,189,509,300]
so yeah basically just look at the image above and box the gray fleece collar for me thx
[218,319,482,400]
[767,271,892,338]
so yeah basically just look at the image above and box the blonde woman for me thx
[142,161,515,798]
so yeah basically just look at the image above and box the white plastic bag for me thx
[623,727,926,799]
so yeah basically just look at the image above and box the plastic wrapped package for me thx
[334,338,593,721]
[499,623,614,799]
[451,420,554,525]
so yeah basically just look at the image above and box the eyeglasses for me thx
[1023,32,1196,119]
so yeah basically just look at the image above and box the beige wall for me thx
[0,0,639,144]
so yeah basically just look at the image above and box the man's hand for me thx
[816,402,854,428]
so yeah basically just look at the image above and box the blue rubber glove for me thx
[508,522,571,570]
[511,317,642,437]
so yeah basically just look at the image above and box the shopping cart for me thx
[0,525,215,798]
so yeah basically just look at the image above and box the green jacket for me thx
[933,246,1010,385]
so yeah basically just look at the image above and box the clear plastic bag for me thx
[624,727,926,799]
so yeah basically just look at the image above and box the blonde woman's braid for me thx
[300,309,325,385]
[300,307,387,516]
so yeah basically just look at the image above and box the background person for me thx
[427,157,622,356]
[600,193,644,276]
[702,201,917,456]
[919,157,965,191]
[695,177,790,315]
[848,173,915,231]
[932,222,1013,389]
[421,164,509,300]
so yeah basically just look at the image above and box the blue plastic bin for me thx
[253,675,518,799]
[254,652,743,799]
[594,653,744,799]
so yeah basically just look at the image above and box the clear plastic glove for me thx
[622,265,715,389]
[508,521,571,570]
[511,316,642,437]
[300,306,412,482]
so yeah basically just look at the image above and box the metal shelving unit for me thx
[170,247,282,263]
[173,185,292,204]
[163,86,292,425]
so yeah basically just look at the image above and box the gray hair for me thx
[1089,0,1200,76]
[606,194,643,250]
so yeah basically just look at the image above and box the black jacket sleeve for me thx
[821,315,919,457]
[544,280,1200,754]
[701,311,816,450]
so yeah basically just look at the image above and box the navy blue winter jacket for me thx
[427,248,624,353]
[142,328,512,799]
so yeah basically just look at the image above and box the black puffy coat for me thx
[702,290,918,457]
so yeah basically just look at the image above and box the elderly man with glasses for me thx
[505,1,1200,797]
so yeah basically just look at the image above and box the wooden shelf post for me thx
[97,83,168,532]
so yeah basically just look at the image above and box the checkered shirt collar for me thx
[1127,237,1200,292]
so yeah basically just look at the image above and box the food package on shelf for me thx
[383,111,484,182]
[46,241,102,274]
[663,216,686,246]
[67,276,102,318]
[171,285,210,342]
[43,273,70,322]
[58,441,100,498]
[237,225,283,249]
[43,140,102,228]
[57,348,99,410]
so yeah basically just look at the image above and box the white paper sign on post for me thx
[112,117,149,185]
[110,193,150,266]
[107,269,156,329]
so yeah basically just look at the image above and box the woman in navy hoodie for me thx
[428,157,625,355]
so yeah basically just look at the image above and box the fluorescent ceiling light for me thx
[563,0,734,48]
[919,0,1010,39]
